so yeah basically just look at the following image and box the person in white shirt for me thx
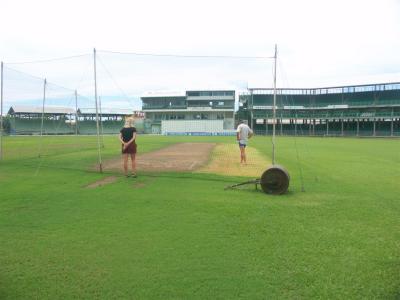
[236,120,253,164]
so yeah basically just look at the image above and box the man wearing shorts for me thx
[236,120,253,164]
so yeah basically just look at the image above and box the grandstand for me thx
[77,108,143,134]
[6,106,142,135]
[141,90,235,135]
[7,105,76,135]
[238,82,400,137]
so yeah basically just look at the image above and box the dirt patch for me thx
[196,144,271,177]
[102,143,216,173]
[132,182,147,189]
[101,142,270,177]
[85,176,118,188]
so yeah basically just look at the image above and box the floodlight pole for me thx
[272,44,277,165]
[0,62,4,161]
[93,48,103,172]
[74,90,78,136]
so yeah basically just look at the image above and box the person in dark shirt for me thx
[119,117,137,177]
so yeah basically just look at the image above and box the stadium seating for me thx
[11,117,74,135]
[77,120,142,135]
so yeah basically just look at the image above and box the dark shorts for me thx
[238,142,247,148]
[122,143,137,154]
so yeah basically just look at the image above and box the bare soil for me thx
[102,143,216,173]
[85,176,118,188]
[132,182,147,189]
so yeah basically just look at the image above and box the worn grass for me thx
[0,135,399,299]
[197,143,270,177]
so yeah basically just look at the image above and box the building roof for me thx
[141,91,186,98]
[8,105,76,115]
[78,108,135,115]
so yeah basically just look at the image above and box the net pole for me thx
[0,62,4,160]
[272,44,277,165]
[99,96,104,147]
[93,48,103,172]
[40,79,47,136]
[39,78,47,158]
[75,90,78,136]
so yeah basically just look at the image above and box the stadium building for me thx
[6,105,141,135]
[7,105,76,135]
[141,90,235,135]
[238,82,400,137]
[77,108,144,134]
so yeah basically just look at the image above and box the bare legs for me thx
[130,153,136,175]
[122,153,137,176]
[239,146,247,164]
[123,153,129,176]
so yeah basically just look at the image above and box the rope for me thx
[96,55,137,108]
[3,66,77,93]
[277,58,309,192]
[34,90,76,176]
[5,53,91,65]
[2,64,95,176]
[98,49,274,60]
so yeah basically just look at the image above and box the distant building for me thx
[6,105,144,135]
[141,90,235,135]
[238,82,400,136]
[7,105,76,135]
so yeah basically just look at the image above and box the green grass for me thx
[0,135,399,299]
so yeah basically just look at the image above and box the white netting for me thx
[1,50,275,176]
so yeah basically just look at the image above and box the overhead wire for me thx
[4,49,277,178]
[5,53,91,65]
[278,59,308,192]
[3,65,78,93]
[96,54,137,109]
[98,49,274,60]
[2,62,96,175]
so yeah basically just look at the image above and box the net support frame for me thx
[75,90,78,136]
[272,44,277,165]
[40,78,47,138]
[93,48,103,172]
[0,62,3,160]
[37,78,47,158]
[99,95,104,147]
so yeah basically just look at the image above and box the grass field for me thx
[0,135,399,299]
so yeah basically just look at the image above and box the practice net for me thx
[0,50,307,189]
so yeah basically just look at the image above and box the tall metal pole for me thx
[38,78,47,158]
[93,48,103,172]
[0,62,4,160]
[272,44,277,165]
[99,96,104,147]
[250,89,254,130]
[40,79,47,137]
[74,90,78,136]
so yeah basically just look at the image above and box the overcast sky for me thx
[1,0,400,108]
